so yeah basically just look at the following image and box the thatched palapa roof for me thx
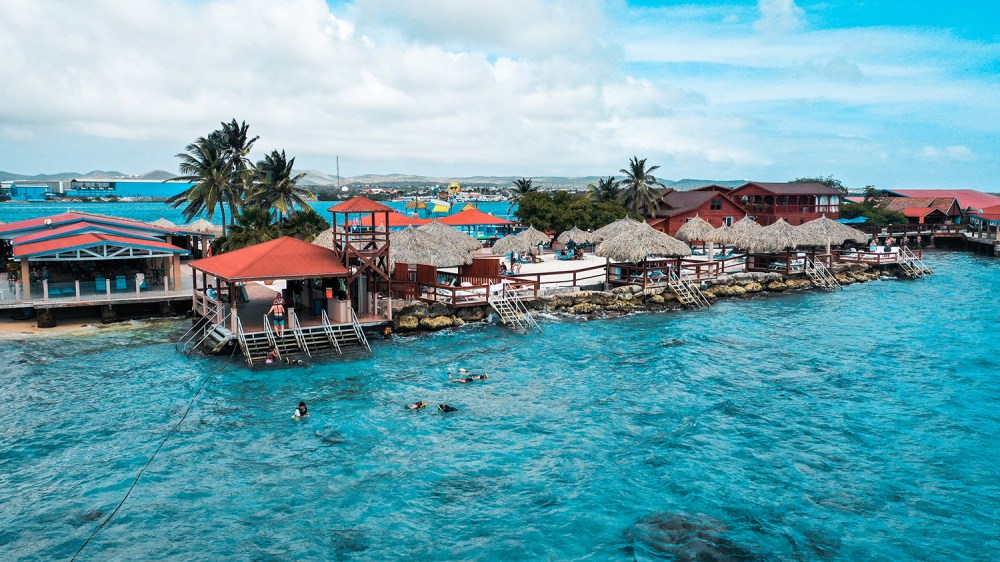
[151,217,177,228]
[707,216,760,246]
[417,220,481,252]
[674,216,715,243]
[490,233,534,255]
[592,217,643,242]
[595,222,692,262]
[556,226,598,245]
[797,216,868,246]
[390,226,473,269]
[741,218,820,253]
[518,226,550,246]
[187,218,219,234]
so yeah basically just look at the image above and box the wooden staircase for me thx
[488,283,541,333]
[898,246,932,278]
[804,258,841,290]
[668,269,711,309]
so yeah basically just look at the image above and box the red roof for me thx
[327,196,396,214]
[974,205,1000,220]
[12,221,161,245]
[888,189,1000,212]
[732,182,843,196]
[189,236,348,281]
[14,233,189,259]
[0,211,209,239]
[438,208,512,226]
[901,207,947,218]
[349,211,431,228]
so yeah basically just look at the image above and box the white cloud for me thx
[754,0,805,34]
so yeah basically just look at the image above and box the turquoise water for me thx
[0,200,515,225]
[2,252,998,560]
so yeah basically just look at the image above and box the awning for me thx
[189,236,348,282]
[13,233,191,261]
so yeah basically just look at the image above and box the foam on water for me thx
[1,252,998,560]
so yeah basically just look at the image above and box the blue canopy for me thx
[837,216,868,224]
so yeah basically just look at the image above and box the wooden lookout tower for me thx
[327,196,393,319]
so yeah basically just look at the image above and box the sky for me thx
[0,0,997,190]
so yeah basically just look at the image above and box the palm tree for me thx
[587,176,619,203]
[223,207,279,251]
[508,177,536,213]
[618,156,666,216]
[250,149,311,222]
[219,119,259,217]
[166,135,238,236]
[281,207,329,242]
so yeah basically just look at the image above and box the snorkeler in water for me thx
[438,404,458,413]
[407,401,427,410]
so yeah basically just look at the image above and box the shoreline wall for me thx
[392,263,891,333]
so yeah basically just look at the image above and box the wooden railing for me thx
[833,248,922,265]
[505,263,607,289]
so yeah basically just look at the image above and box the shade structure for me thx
[311,227,335,248]
[187,218,218,233]
[151,217,177,229]
[490,233,534,255]
[518,226,550,246]
[557,226,598,245]
[595,222,692,262]
[405,200,427,209]
[674,216,716,243]
[592,217,642,242]
[797,216,868,246]
[189,236,347,282]
[417,220,481,252]
[707,216,760,246]
[741,218,818,253]
[389,226,473,269]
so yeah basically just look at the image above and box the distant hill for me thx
[0,169,128,181]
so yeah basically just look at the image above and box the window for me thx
[710,198,722,211]
[723,216,734,226]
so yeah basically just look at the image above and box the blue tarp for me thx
[837,216,868,224]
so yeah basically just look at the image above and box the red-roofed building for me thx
[728,182,843,225]
[348,211,431,230]
[900,207,950,224]
[437,207,516,240]
[189,236,348,282]
[327,196,396,214]
[645,189,746,237]
[885,189,1000,214]
[880,197,961,223]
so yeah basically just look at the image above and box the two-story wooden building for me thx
[645,187,746,237]
[728,182,842,225]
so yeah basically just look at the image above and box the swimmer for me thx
[470,374,488,380]
[266,346,280,364]
[292,401,309,420]
[383,326,392,340]
[283,356,305,366]
[451,377,473,384]
[438,404,458,413]
[407,401,427,410]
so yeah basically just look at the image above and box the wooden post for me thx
[20,258,31,299]
[172,254,182,291]
[75,280,81,301]
[229,280,237,332]
[43,280,49,301]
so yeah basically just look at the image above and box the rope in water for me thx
[72,342,239,561]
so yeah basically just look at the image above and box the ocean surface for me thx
[1,251,998,560]
[0,200,516,226]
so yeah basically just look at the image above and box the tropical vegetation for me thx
[587,176,620,203]
[618,156,666,216]
[169,119,327,250]
[515,191,628,235]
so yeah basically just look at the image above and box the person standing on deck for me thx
[267,296,286,337]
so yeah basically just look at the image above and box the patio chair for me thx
[115,275,127,291]
[95,276,107,292]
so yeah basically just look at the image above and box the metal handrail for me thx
[320,309,343,355]
[348,307,371,352]
[288,309,311,358]
[234,314,255,365]
[263,314,278,351]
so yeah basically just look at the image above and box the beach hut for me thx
[417,220,481,252]
[592,217,642,242]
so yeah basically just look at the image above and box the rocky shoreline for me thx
[392,263,890,333]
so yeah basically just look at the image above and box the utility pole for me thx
[336,155,341,189]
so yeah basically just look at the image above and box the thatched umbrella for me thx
[708,216,761,248]
[151,217,177,229]
[557,226,598,245]
[187,218,218,233]
[741,218,817,254]
[311,227,335,248]
[675,216,718,261]
[518,226,550,246]
[592,217,643,242]
[417,220,481,252]
[595,222,692,262]
[490,233,534,256]
[798,216,868,251]
[405,200,427,209]
[389,226,473,270]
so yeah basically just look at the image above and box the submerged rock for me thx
[626,513,762,561]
